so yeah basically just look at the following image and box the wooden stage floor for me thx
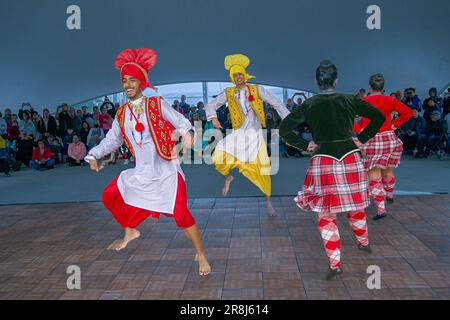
[0,195,449,300]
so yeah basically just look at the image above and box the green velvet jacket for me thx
[279,93,385,160]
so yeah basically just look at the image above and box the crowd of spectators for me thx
[1,86,449,176]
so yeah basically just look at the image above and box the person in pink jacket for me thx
[68,134,87,166]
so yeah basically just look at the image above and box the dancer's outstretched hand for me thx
[182,131,194,149]
[212,117,222,129]
[307,141,318,153]
[89,159,104,172]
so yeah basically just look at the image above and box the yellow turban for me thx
[224,54,255,84]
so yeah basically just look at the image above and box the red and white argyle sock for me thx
[382,176,396,199]
[347,211,369,246]
[370,179,386,215]
[318,212,341,270]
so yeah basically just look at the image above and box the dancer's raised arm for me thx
[258,86,290,120]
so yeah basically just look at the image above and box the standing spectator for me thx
[81,105,93,119]
[67,134,87,166]
[86,122,105,150]
[81,106,95,127]
[18,103,35,120]
[93,106,100,122]
[37,108,57,138]
[393,91,403,100]
[356,88,366,99]
[196,102,207,127]
[402,88,422,111]
[400,109,426,155]
[98,105,113,134]
[30,140,55,171]
[0,112,6,135]
[416,110,448,158]
[445,111,450,157]
[58,104,73,137]
[31,112,43,141]
[172,100,185,116]
[79,121,90,145]
[179,95,191,114]
[109,103,119,119]
[100,98,116,120]
[69,107,82,133]
[293,92,307,108]
[3,108,13,124]
[286,99,296,112]
[442,89,450,118]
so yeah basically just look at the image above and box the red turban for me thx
[114,48,158,90]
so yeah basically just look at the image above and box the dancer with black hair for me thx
[85,48,211,276]
[280,60,385,280]
[354,74,413,220]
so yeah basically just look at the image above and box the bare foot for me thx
[107,229,141,251]
[222,175,234,197]
[266,200,278,218]
[196,253,211,276]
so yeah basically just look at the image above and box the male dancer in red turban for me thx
[85,48,211,276]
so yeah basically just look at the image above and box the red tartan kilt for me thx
[360,131,403,170]
[295,152,370,213]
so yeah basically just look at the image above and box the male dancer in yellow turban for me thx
[205,54,290,217]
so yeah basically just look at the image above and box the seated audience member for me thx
[442,90,450,118]
[422,88,443,111]
[15,133,35,167]
[0,136,11,176]
[400,108,426,155]
[445,112,450,156]
[50,138,63,164]
[62,128,76,157]
[402,88,422,111]
[416,110,448,158]
[67,134,87,166]
[423,99,441,123]
[86,122,105,150]
[30,140,55,171]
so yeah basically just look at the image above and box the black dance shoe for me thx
[325,267,343,281]
[386,197,394,204]
[358,244,372,254]
[373,213,387,221]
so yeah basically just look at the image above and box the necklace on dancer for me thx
[128,98,146,149]
[237,88,252,113]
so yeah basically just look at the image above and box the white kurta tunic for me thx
[205,86,290,163]
[86,96,193,214]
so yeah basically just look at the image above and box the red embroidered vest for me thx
[116,96,177,161]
